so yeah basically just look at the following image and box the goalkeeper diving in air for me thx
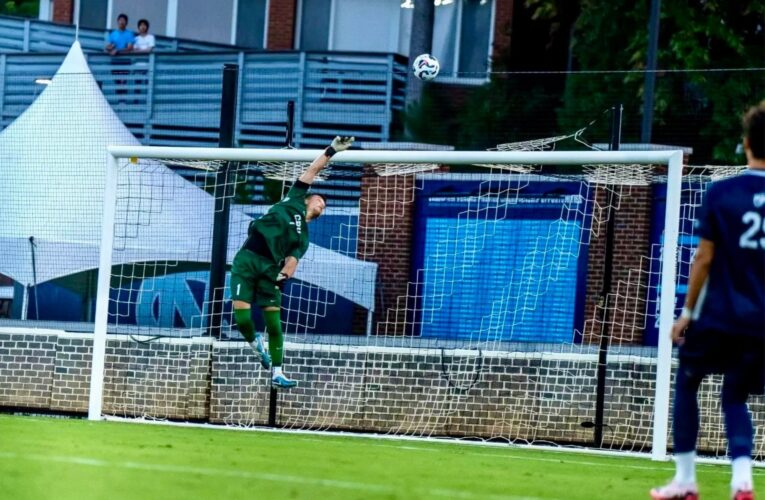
[230,136,354,389]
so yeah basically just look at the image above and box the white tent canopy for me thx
[0,42,376,312]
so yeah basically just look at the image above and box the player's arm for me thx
[672,238,715,344]
[672,184,719,344]
[279,256,299,281]
[683,239,715,313]
[298,136,354,185]
[277,237,309,284]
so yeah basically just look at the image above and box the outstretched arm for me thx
[671,239,714,344]
[299,136,354,185]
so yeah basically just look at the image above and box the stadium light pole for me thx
[641,0,661,143]
[206,63,239,339]
[405,0,435,110]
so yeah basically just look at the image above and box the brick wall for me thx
[52,0,73,24]
[583,185,653,345]
[266,0,297,50]
[0,331,57,408]
[493,0,514,57]
[1,329,763,458]
[50,336,92,411]
[357,167,416,335]
[1,331,211,419]
[209,344,270,425]
[102,339,211,420]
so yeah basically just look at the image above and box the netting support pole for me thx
[652,150,684,461]
[366,309,373,336]
[206,63,239,339]
[268,388,278,427]
[28,236,38,319]
[285,100,295,148]
[20,285,29,320]
[593,104,622,447]
[278,100,296,199]
[88,153,119,420]
[266,100,297,427]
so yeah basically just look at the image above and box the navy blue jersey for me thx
[693,169,765,338]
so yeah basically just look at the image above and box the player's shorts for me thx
[230,249,282,308]
[679,326,765,395]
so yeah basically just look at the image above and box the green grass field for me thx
[0,415,758,499]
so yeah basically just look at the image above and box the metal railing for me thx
[0,50,406,144]
[0,50,407,204]
[0,15,241,53]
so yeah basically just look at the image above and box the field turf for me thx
[0,415,759,499]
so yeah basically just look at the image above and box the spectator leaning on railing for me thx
[132,19,155,53]
[105,13,135,55]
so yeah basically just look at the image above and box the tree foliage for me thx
[404,0,764,163]
[546,0,765,162]
[1,0,38,17]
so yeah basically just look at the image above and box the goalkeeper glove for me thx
[325,136,355,157]
[276,272,289,289]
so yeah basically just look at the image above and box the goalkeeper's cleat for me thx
[271,373,298,389]
[649,481,699,500]
[731,489,754,500]
[249,335,271,370]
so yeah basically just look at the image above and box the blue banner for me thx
[412,177,591,342]
[26,213,360,335]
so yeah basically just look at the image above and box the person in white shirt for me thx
[133,19,155,53]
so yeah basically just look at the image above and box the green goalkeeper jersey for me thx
[246,181,310,263]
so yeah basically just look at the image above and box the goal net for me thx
[88,145,764,462]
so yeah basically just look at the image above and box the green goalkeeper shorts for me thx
[230,249,282,308]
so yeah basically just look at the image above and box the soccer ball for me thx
[412,54,440,81]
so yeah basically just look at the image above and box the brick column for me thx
[267,0,297,50]
[582,185,653,345]
[356,166,415,335]
[52,0,74,24]
[492,0,514,58]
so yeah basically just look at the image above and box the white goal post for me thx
[90,146,685,462]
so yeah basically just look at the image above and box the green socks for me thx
[233,308,283,367]
[233,308,255,343]
[263,309,284,367]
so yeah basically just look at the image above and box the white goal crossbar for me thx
[107,145,681,167]
[92,146,684,462]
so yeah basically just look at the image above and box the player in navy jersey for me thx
[652,102,765,500]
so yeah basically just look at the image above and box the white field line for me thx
[101,416,765,470]
[0,450,549,500]
[352,441,765,477]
